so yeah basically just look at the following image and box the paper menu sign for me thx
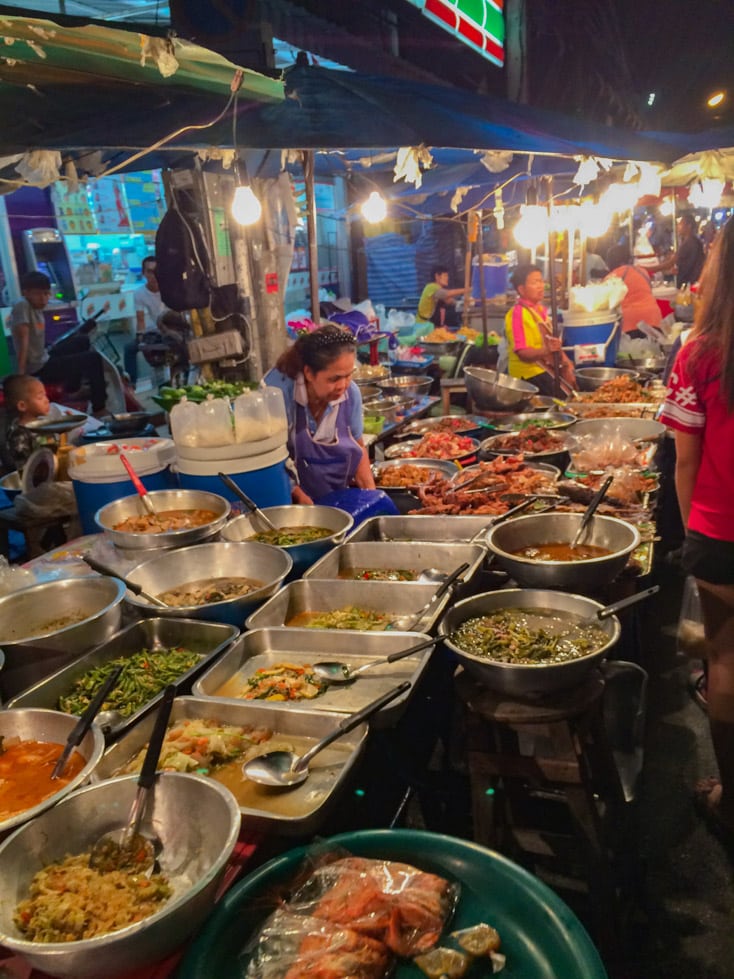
[51,183,96,234]
[89,176,131,232]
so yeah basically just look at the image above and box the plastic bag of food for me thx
[243,909,393,979]
[287,856,459,957]
[567,431,649,472]
[0,555,36,596]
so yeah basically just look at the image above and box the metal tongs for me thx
[51,665,124,780]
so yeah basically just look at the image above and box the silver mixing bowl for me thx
[463,366,539,412]
[0,708,105,837]
[221,504,354,578]
[375,374,433,398]
[575,367,641,392]
[94,488,231,551]
[124,540,293,626]
[441,588,621,696]
[0,772,241,978]
[486,512,640,592]
[0,576,126,701]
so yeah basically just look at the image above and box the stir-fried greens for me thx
[244,663,327,700]
[289,606,393,631]
[58,646,201,718]
[453,608,607,665]
[249,525,331,546]
[347,568,417,581]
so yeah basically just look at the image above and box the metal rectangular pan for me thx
[192,627,432,725]
[345,514,495,544]
[93,696,365,836]
[244,579,451,634]
[6,618,239,741]
[302,541,485,597]
[569,402,660,418]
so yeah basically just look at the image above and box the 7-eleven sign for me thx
[404,0,505,67]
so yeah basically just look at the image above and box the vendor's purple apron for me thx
[293,398,363,500]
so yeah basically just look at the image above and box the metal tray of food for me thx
[384,437,480,462]
[395,414,493,438]
[372,458,458,493]
[302,540,485,589]
[244,579,452,635]
[345,514,496,545]
[192,627,430,725]
[6,618,239,740]
[92,696,365,836]
[487,411,577,432]
[571,400,660,415]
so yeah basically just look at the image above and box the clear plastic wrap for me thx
[244,910,393,979]
[567,431,652,472]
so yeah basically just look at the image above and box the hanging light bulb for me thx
[513,205,548,248]
[688,178,725,210]
[659,197,675,217]
[231,183,262,225]
[577,200,612,238]
[637,163,662,198]
[361,190,387,223]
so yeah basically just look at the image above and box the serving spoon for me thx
[120,452,157,518]
[243,681,411,788]
[82,554,168,608]
[569,473,614,550]
[312,636,438,685]
[218,472,279,533]
[388,562,469,631]
[51,665,124,780]
[89,684,175,874]
[582,585,660,627]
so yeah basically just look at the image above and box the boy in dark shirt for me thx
[3,374,51,471]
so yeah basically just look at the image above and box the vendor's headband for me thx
[306,328,355,349]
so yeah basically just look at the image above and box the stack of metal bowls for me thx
[0,773,241,978]
[375,374,433,398]
[221,504,354,579]
[123,540,293,626]
[463,366,539,412]
[361,394,414,423]
[486,512,640,592]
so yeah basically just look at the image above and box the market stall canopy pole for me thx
[544,176,562,401]
[304,151,320,324]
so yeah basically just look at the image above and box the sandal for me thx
[688,669,708,711]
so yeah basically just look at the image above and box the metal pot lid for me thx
[21,448,57,494]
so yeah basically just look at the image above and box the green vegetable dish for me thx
[453,608,607,665]
[288,606,392,631]
[249,525,332,546]
[58,646,201,718]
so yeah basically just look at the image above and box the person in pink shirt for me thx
[660,215,734,839]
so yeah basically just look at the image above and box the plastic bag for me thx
[244,910,392,979]
[677,576,709,659]
[0,555,36,596]
[14,482,78,519]
[567,430,652,472]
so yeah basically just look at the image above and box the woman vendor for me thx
[264,324,376,505]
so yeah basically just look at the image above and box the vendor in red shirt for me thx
[660,214,734,838]
[605,244,662,337]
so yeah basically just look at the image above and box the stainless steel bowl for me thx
[441,588,621,696]
[416,340,465,357]
[463,366,539,412]
[0,708,105,837]
[361,395,414,423]
[487,512,640,592]
[94,488,231,551]
[357,384,382,401]
[568,417,667,444]
[575,367,641,392]
[0,577,126,701]
[221,504,354,579]
[0,773,240,978]
[490,412,577,433]
[124,541,292,626]
[373,457,458,492]
[375,374,433,398]
[353,365,390,385]
[384,437,480,464]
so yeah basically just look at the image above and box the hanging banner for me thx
[89,176,132,232]
[51,183,96,234]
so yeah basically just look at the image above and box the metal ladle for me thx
[82,555,168,608]
[89,684,176,874]
[388,562,469,631]
[312,636,438,685]
[243,681,411,788]
[218,472,278,533]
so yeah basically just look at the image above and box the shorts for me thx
[682,530,734,586]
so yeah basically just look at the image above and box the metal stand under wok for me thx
[456,661,647,959]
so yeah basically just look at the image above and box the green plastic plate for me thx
[177,829,607,979]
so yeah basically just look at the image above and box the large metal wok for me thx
[441,588,621,696]
[486,512,640,592]
[94,488,231,551]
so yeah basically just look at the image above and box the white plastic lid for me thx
[68,437,176,479]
